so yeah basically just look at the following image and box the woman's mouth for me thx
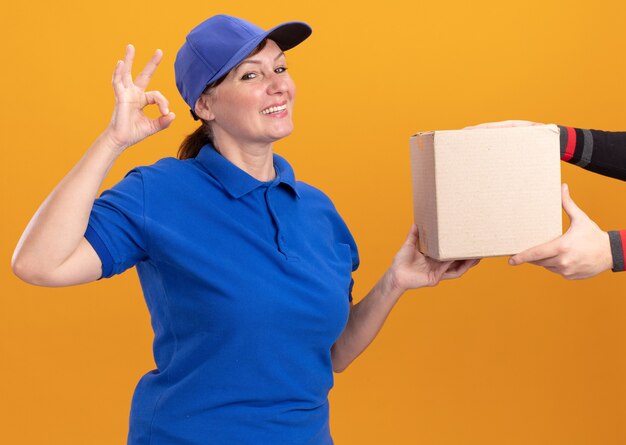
[260,104,288,115]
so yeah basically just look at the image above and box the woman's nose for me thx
[267,73,289,95]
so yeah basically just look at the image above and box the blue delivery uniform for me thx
[84,145,359,445]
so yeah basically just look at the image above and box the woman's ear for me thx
[194,94,215,122]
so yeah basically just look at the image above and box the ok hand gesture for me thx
[105,44,176,151]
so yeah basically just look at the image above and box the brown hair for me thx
[177,39,270,160]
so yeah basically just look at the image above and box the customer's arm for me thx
[558,125,626,181]
[554,126,626,274]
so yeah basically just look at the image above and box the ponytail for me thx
[177,123,214,160]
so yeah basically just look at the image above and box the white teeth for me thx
[260,104,287,115]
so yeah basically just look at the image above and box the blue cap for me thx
[175,15,312,119]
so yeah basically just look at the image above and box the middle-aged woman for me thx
[12,15,478,445]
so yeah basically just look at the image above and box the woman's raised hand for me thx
[104,44,176,151]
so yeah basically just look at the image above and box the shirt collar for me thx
[195,144,300,199]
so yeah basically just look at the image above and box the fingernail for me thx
[508,258,516,265]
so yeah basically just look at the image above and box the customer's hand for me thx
[509,184,613,279]
[104,44,176,152]
[387,224,479,292]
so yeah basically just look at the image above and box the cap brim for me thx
[266,22,312,51]
[212,21,312,86]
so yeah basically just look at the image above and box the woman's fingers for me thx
[144,111,176,136]
[112,59,124,96]
[157,112,176,131]
[442,258,479,279]
[144,90,170,115]
[404,224,419,248]
[143,91,175,134]
[112,46,166,101]
[135,49,163,90]
[433,260,454,281]
[121,44,135,88]
[106,45,175,148]
[112,45,137,96]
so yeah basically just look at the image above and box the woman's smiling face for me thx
[197,39,296,147]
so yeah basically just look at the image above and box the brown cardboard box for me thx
[409,124,562,260]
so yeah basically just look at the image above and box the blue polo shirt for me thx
[84,144,359,445]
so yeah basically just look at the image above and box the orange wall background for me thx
[2,1,626,443]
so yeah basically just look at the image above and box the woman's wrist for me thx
[99,126,133,154]
[380,267,406,302]
[81,131,127,172]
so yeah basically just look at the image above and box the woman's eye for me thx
[241,72,257,80]
[275,66,288,74]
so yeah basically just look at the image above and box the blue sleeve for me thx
[84,169,148,278]
[338,223,359,303]
[347,239,359,303]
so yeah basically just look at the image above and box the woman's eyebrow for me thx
[235,52,286,70]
